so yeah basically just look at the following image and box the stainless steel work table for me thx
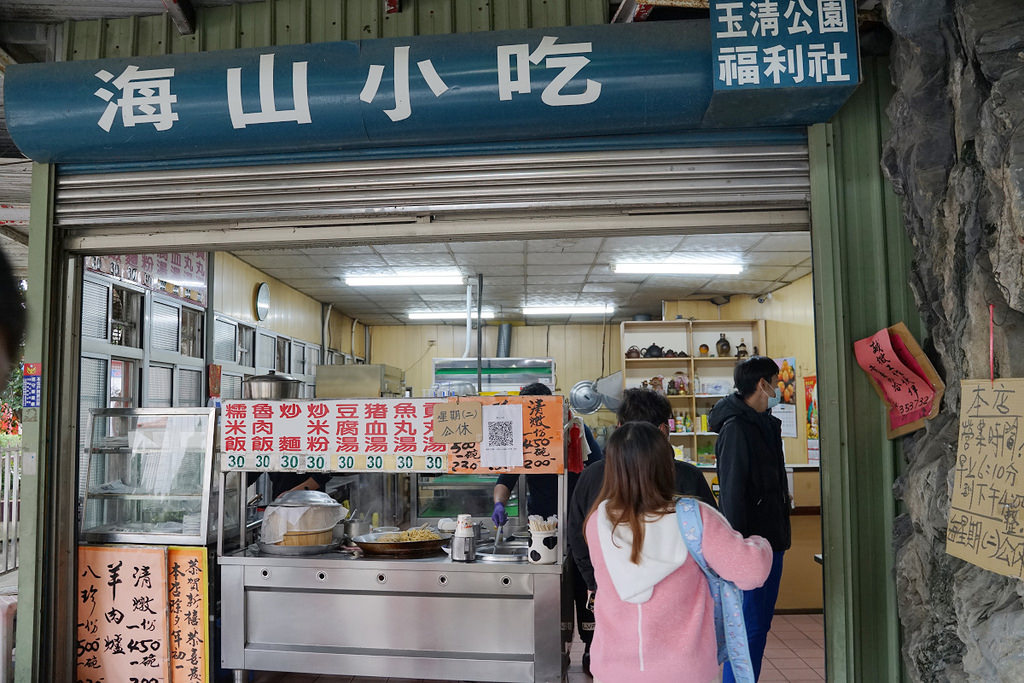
[220,549,571,682]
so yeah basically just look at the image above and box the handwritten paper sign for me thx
[431,399,483,444]
[167,547,209,683]
[946,379,1024,578]
[448,396,563,474]
[479,403,525,468]
[220,399,448,472]
[853,322,944,438]
[77,545,170,682]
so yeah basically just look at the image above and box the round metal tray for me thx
[352,530,451,558]
[257,539,341,556]
[473,540,530,563]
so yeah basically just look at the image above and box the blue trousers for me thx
[723,551,785,683]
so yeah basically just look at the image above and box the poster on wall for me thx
[946,379,1024,579]
[771,357,797,438]
[167,546,210,683]
[853,322,944,438]
[77,545,171,681]
[805,375,820,464]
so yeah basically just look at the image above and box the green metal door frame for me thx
[810,56,919,682]
[15,163,81,681]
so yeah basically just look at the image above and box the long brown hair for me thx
[589,421,677,564]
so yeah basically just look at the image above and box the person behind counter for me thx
[490,382,602,675]
[567,388,717,600]
[584,421,772,683]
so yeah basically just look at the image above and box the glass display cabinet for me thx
[80,407,226,545]
[411,473,525,526]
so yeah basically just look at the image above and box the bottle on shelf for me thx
[682,411,693,433]
[693,371,702,395]
[736,338,748,359]
[668,414,676,432]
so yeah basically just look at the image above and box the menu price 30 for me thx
[221,451,447,473]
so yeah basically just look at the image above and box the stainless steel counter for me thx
[220,549,570,682]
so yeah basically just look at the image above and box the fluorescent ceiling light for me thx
[408,311,495,320]
[613,262,743,275]
[345,271,464,286]
[522,305,615,316]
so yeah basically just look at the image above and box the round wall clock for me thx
[255,282,270,321]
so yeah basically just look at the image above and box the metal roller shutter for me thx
[56,146,811,252]
[178,368,203,407]
[148,365,173,407]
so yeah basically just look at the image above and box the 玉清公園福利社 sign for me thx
[4,17,859,166]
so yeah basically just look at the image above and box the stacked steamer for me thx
[261,490,346,547]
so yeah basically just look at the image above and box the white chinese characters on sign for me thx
[95,66,179,132]
[497,36,602,107]
[713,0,852,87]
[227,53,312,129]
[818,0,849,33]
[360,46,450,122]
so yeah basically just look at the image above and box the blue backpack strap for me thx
[675,498,756,683]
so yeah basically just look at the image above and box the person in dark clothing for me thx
[566,387,717,675]
[490,382,602,675]
[0,249,25,381]
[709,356,791,683]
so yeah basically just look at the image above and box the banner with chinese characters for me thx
[220,399,449,473]
[167,547,209,683]
[853,322,944,438]
[705,0,859,126]
[85,252,208,306]
[447,396,564,475]
[7,21,857,166]
[946,380,1024,579]
[77,545,170,682]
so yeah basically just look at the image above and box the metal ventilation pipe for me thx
[496,323,512,358]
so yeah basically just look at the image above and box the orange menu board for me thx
[77,545,170,682]
[167,547,210,683]
[447,395,564,474]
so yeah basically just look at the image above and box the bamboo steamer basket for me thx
[281,528,333,546]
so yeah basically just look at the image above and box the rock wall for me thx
[881,0,1024,680]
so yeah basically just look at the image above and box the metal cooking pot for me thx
[243,370,301,399]
[342,518,372,541]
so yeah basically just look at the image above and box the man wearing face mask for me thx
[709,355,791,683]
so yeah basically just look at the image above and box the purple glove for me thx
[492,501,508,527]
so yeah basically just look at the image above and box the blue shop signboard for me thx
[3,19,859,166]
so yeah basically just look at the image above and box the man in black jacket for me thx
[709,356,790,683]
[566,387,716,674]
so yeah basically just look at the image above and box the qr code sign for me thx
[488,420,515,447]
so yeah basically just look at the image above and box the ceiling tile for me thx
[678,233,765,251]
[449,241,523,253]
[241,254,315,269]
[746,251,809,267]
[755,233,812,252]
[582,283,639,294]
[527,237,605,252]
[302,246,378,255]
[527,252,597,266]
[526,275,586,285]
[696,279,776,295]
[309,255,388,267]
[740,266,792,281]
[381,255,458,267]
[373,242,452,254]
[527,265,591,276]
[600,235,683,251]
[455,252,524,266]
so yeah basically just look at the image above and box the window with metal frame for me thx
[110,286,142,347]
[214,318,237,363]
[257,332,275,369]
[82,280,109,340]
[275,337,290,373]
[151,301,180,353]
[178,368,203,407]
[148,364,173,407]
[180,306,203,358]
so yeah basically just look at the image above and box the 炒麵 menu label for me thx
[947,379,1024,579]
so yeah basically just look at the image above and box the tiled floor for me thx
[250,612,825,683]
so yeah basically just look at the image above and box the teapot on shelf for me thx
[664,348,678,358]
[625,345,642,359]
[640,343,665,358]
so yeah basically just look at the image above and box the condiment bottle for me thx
[451,514,476,562]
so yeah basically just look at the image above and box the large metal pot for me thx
[243,370,301,399]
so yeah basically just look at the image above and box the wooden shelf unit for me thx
[621,319,766,465]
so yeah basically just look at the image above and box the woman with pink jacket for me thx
[585,421,773,683]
